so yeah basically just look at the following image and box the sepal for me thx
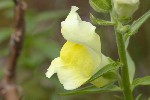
[89,0,111,13]
[90,14,115,26]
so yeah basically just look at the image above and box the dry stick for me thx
[1,0,26,100]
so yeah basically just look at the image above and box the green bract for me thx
[89,0,111,13]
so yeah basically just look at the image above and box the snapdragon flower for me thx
[46,6,111,90]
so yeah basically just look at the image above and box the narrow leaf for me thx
[132,76,150,89]
[125,38,135,83]
[124,10,150,41]
[90,14,115,26]
[135,94,142,100]
[126,52,135,83]
[89,0,111,13]
[87,62,122,83]
[60,84,121,95]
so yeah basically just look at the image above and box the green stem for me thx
[115,28,133,100]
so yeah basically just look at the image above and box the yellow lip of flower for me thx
[46,6,110,90]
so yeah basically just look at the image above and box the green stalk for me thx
[115,28,133,100]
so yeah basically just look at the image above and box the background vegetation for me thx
[0,0,150,100]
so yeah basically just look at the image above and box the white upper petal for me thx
[61,6,101,54]
[93,54,111,75]
[45,57,62,78]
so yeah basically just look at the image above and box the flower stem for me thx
[115,29,133,100]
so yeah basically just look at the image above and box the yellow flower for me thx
[46,6,111,90]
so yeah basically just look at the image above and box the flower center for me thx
[60,41,94,77]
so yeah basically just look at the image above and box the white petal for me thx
[91,54,113,87]
[45,57,63,78]
[46,57,92,90]
[61,6,101,54]
[57,66,90,90]
[100,54,111,67]
[93,54,111,74]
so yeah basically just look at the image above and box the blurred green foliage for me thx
[0,0,150,100]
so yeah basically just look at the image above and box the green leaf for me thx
[125,38,135,83]
[35,10,69,22]
[89,0,111,13]
[124,10,150,41]
[86,62,122,83]
[90,14,115,26]
[132,76,150,89]
[60,84,121,95]
[31,38,61,59]
[0,1,13,9]
[135,94,142,100]
[0,28,11,43]
[126,52,135,83]
[26,10,68,33]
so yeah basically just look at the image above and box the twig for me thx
[0,0,26,100]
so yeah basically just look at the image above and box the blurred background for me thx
[0,0,150,100]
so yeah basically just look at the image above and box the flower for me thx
[46,6,111,90]
[113,0,139,19]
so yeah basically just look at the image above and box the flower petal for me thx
[61,6,101,54]
[93,54,111,74]
[57,66,90,90]
[91,54,113,87]
[45,57,63,78]
[60,41,96,77]
[58,41,101,90]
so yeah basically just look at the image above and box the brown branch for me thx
[0,0,26,100]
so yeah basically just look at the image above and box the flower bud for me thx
[113,0,139,20]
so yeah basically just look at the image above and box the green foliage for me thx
[0,0,13,9]
[0,1,67,99]
[126,52,135,83]
[0,28,11,56]
[89,0,111,13]
[86,62,122,83]
[125,40,135,84]
[90,14,115,26]
[132,76,150,89]
[124,10,150,41]
[60,84,121,95]
[135,94,142,100]
[0,28,11,43]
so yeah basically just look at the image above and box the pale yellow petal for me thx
[60,41,95,77]
[93,54,111,74]
[58,41,101,90]
[57,66,90,90]
[91,54,112,87]
[91,77,111,87]
[61,6,101,54]
[45,57,63,78]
